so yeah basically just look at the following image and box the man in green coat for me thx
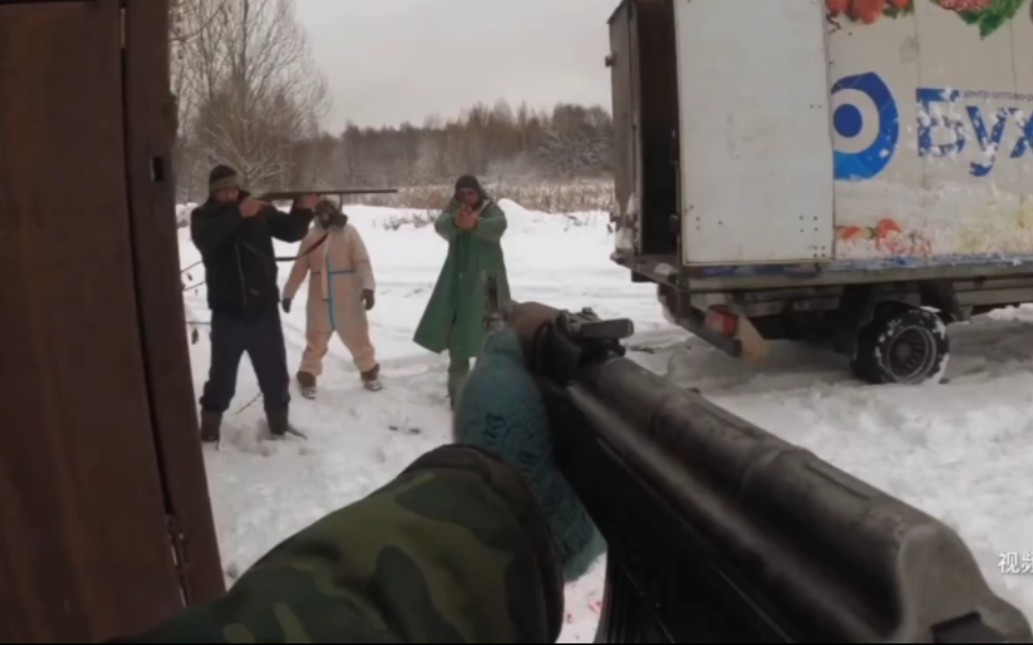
[413,175,511,407]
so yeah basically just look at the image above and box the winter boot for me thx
[200,410,222,443]
[297,371,317,400]
[267,407,289,438]
[361,363,383,392]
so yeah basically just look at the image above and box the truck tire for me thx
[851,305,949,385]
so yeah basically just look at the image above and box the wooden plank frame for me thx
[123,0,225,609]
[0,0,224,640]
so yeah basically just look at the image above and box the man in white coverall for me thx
[282,200,381,398]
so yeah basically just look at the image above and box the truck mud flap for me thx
[683,311,743,358]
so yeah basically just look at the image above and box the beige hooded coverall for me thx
[283,223,377,380]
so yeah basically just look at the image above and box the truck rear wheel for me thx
[851,305,949,385]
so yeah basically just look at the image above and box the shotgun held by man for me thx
[258,188,399,202]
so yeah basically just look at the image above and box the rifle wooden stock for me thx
[503,299,1033,643]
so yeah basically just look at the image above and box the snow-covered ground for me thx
[178,199,1033,641]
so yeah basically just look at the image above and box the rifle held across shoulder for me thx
[258,188,398,202]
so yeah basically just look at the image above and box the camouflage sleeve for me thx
[129,445,564,644]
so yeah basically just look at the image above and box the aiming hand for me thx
[240,198,266,218]
[456,210,476,230]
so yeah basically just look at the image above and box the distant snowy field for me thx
[178,199,1033,641]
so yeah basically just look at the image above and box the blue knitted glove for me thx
[453,328,606,582]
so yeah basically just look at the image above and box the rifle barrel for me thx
[487,299,1032,642]
[562,354,1032,642]
[258,188,399,201]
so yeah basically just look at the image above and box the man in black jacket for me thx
[191,165,317,443]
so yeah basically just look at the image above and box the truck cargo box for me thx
[607,0,1033,384]
[610,0,1033,288]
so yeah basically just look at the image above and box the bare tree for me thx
[171,0,223,136]
[170,0,227,200]
[173,0,330,195]
[538,104,614,178]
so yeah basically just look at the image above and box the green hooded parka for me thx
[413,188,511,367]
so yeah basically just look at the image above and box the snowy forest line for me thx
[170,0,615,203]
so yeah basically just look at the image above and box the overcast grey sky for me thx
[294,0,617,132]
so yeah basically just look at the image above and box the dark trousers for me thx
[200,307,290,415]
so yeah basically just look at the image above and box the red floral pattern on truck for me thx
[836,219,934,257]
[826,0,914,24]
[826,0,1027,37]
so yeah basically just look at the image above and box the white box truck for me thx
[607,0,1033,384]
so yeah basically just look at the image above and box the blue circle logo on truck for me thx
[831,72,899,181]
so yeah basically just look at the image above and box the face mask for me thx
[316,202,348,229]
[319,212,348,229]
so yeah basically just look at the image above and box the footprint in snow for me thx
[221,422,276,457]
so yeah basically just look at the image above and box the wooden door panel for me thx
[0,1,183,641]
[123,0,226,606]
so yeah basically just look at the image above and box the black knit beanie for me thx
[455,174,484,197]
[208,165,239,195]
